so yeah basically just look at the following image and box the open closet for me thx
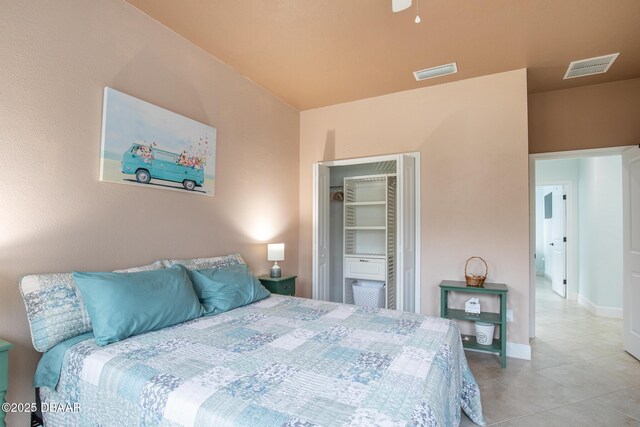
[313,153,420,313]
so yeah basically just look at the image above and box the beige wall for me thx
[0,1,299,423]
[529,78,640,154]
[299,69,530,346]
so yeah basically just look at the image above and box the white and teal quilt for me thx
[39,295,485,426]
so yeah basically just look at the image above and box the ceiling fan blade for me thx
[392,0,412,12]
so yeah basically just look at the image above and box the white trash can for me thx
[475,322,495,346]
[352,280,385,308]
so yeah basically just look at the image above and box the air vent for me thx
[413,62,458,81]
[564,53,619,79]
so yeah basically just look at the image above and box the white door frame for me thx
[312,152,422,313]
[529,146,632,338]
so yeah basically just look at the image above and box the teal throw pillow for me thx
[185,264,270,315]
[73,265,204,346]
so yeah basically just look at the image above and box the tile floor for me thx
[461,277,640,426]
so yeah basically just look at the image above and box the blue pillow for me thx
[185,264,270,315]
[73,265,204,346]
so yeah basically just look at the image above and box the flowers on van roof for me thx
[178,152,204,169]
[132,137,211,169]
[134,142,156,162]
[178,137,211,170]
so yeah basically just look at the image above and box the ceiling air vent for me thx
[413,62,458,81]
[564,53,619,79]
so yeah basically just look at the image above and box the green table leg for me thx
[0,340,13,427]
[0,392,6,427]
[0,355,8,427]
[500,293,507,368]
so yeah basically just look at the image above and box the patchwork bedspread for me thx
[40,295,485,426]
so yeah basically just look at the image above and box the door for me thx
[550,185,567,297]
[312,164,331,301]
[623,147,640,359]
[397,155,417,312]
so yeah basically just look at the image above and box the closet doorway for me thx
[312,153,421,313]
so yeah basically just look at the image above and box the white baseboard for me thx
[465,341,531,361]
[506,342,531,360]
[578,295,623,318]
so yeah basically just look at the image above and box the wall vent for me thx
[563,53,619,79]
[413,62,458,81]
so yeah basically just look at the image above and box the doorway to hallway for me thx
[529,147,628,352]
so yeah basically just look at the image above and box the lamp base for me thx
[270,262,281,278]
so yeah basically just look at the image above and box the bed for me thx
[21,255,485,427]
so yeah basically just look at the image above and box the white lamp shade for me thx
[267,243,285,261]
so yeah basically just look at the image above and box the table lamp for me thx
[268,243,284,278]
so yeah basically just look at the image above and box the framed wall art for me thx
[100,87,216,196]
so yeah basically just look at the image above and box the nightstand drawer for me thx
[277,280,295,295]
[258,275,297,296]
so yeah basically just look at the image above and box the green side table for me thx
[0,339,13,427]
[258,275,297,296]
[439,280,508,368]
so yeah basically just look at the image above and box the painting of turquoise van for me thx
[100,88,216,196]
[122,143,205,191]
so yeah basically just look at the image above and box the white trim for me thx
[311,163,320,300]
[507,342,532,360]
[318,154,400,167]
[578,295,623,319]
[529,157,536,338]
[531,146,630,160]
[466,342,531,361]
[414,153,421,314]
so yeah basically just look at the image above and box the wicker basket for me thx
[465,256,488,287]
[352,281,386,308]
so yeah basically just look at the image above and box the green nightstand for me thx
[439,280,508,368]
[258,275,297,296]
[0,339,13,427]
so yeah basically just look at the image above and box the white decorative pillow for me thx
[114,260,164,273]
[19,261,164,352]
[162,253,245,270]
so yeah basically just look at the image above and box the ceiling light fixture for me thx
[392,0,412,13]
[415,0,421,23]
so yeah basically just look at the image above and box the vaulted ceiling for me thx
[125,0,640,110]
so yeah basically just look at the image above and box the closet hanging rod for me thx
[330,185,344,190]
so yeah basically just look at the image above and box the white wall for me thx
[577,156,623,314]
